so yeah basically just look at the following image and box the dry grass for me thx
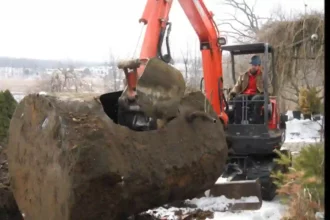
[281,187,324,220]
[0,79,39,93]
[265,15,322,47]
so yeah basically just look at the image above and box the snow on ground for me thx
[143,114,323,219]
[285,118,322,143]
[186,196,260,212]
[210,198,286,220]
[282,111,323,155]
[145,196,286,220]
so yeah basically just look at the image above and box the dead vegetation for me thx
[216,0,265,43]
[257,12,324,107]
[180,45,203,89]
[50,67,94,93]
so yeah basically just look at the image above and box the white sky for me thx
[0,0,324,62]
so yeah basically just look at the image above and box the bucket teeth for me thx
[117,59,142,70]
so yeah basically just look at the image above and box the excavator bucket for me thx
[135,58,186,119]
[119,57,186,120]
[208,179,263,211]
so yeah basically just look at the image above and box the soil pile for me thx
[7,91,228,220]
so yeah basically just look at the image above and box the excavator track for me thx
[222,149,292,201]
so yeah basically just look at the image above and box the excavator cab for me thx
[220,43,290,201]
[222,43,274,125]
[221,43,287,154]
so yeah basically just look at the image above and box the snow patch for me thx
[146,197,286,220]
[186,196,260,212]
[39,91,47,95]
[215,176,229,184]
[212,198,287,220]
[285,118,323,143]
[145,207,194,220]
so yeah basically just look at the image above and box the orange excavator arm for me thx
[139,0,173,60]
[178,0,227,125]
[124,0,228,126]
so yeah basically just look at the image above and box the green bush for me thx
[298,87,322,115]
[272,143,324,219]
[0,90,18,145]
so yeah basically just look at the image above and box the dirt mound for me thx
[8,91,228,220]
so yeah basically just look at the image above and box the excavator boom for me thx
[178,0,224,120]
[117,0,229,129]
[113,0,263,212]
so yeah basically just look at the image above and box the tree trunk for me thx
[7,91,228,220]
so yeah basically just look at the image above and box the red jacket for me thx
[243,70,260,95]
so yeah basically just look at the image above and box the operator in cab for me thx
[229,55,265,124]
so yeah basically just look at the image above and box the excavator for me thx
[99,0,291,212]
[3,1,295,219]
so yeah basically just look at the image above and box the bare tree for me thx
[257,12,324,107]
[50,69,63,92]
[177,41,202,89]
[188,51,202,89]
[181,49,190,80]
[215,0,268,43]
[104,49,121,92]
[49,67,83,93]
[215,0,324,111]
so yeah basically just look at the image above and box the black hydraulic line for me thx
[157,22,172,64]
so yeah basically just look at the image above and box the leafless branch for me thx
[221,33,249,43]
[280,94,298,104]
[181,48,190,80]
[216,0,264,43]
[218,27,256,40]
[288,78,300,93]
[218,13,253,32]
[234,0,259,31]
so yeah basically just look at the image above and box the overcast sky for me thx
[0,0,324,62]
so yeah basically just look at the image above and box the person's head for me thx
[249,55,261,75]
